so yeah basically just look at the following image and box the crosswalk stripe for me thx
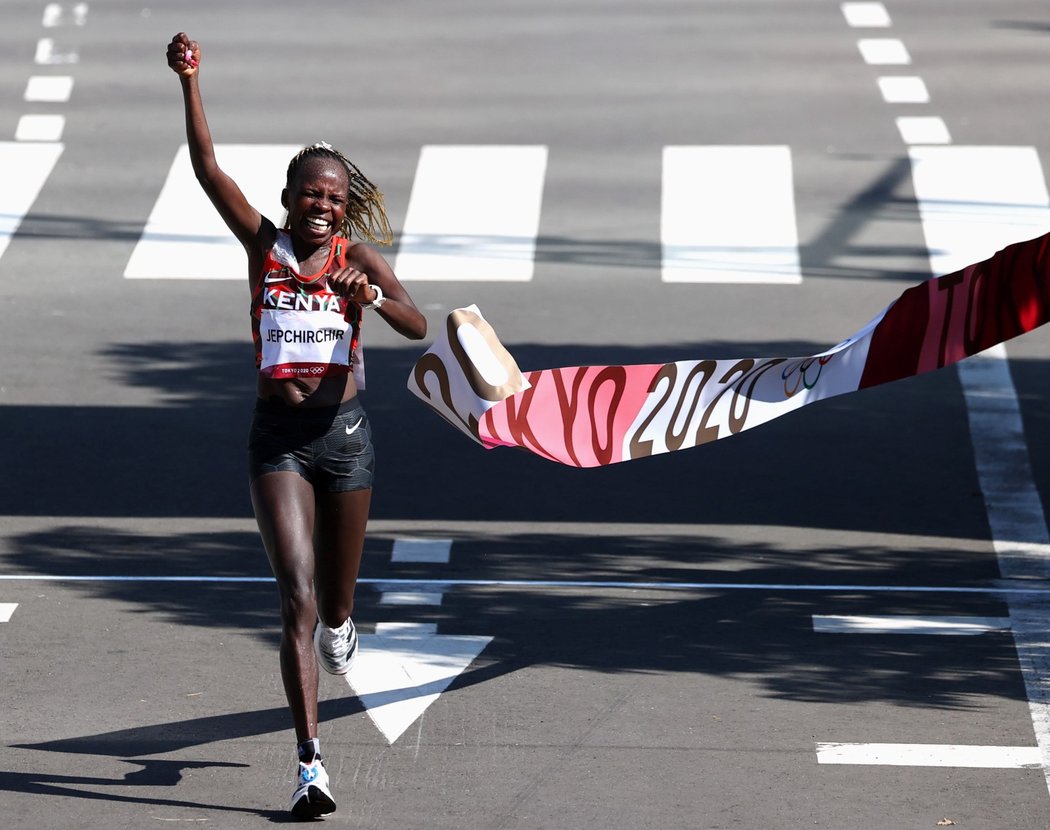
[661,145,801,284]
[394,145,548,281]
[910,146,1050,276]
[125,144,1050,286]
[0,141,64,264]
[123,144,296,280]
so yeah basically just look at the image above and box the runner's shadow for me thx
[0,760,284,819]
[13,696,366,758]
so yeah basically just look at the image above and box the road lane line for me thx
[24,76,73,103]
[394,145,547,281]
[15,115,65,142]
[841,3,891,27]
[911,144,1050,794]
[0,603,17,622]
[34,38,77,65]
[816,743,1041,768]
[813,614,1011,635]
[661,146,801,284]
[897,116,951,145]
[857,38,910,65]
[877,76,929,103]
[43,3,88,27]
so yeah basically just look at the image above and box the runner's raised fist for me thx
[166,33,199,77]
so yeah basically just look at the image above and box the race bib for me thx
[259,309,352,378]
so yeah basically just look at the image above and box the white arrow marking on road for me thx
[0,604,18,622]
[345,626,492,745]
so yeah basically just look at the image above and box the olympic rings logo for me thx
[781,355,832,397]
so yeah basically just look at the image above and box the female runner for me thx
[166,32,426,820]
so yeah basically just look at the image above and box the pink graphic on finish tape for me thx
[409,232,1050,467]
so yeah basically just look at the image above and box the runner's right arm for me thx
[166,33,271,253]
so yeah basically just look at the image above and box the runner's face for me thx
[285,158,350,245]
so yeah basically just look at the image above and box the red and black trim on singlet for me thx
[250,232,364,379]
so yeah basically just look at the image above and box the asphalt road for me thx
[3,1,1050,828]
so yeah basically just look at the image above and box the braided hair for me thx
[285,142,393,245]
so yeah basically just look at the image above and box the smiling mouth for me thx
[305,217,331,231]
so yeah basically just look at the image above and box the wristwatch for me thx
[363,283,386,309]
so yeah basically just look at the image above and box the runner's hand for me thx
[167,33,199,78]
[329,266,379,304]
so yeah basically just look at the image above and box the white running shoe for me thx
[290,758,336,819]
[313,618,358,676]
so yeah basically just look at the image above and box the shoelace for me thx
[320,622,351,659]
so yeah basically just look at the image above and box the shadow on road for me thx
[1,337,1046,728]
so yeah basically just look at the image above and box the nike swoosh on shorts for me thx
[345,418,363,436]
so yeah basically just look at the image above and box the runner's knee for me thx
[279,582,317,632]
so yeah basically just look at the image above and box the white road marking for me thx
[813,615,1011,635]
[877,76,929,104]
[34,38,77,65]
[391,538,453,564]
[379,591,444,606]
[0,141,64,263]
[816,743,1041,768]
[124,144,297,279]
[0,603,17,622]
[24,75,73,103]
[15,115,65,142]
[857,38,910,65]
[43,3,88,26]
[841,2,891,27]
[910,146,1050,276]
[661,146,801,284]
[394,145,548,281]
[897,116,952,145]
[375,622,438,636]
[346,630,492,744]
[911,144,1050,795]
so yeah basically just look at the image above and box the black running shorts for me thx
[248,397,375,492]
